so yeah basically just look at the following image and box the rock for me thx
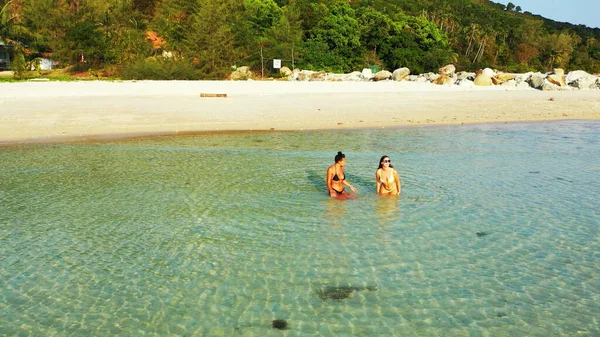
[272,319,288,330]
[230,66,253,80]
[344,71,363,82]
[456,71,474,81]
[547,74,564,87]
[438,64,456,76]
[309,71,327,81]
[546,68,566,87]
[514,72,532,84]
[279,66,292,77]
[566,70,597,89]
[433,73,454,85]
[501,79,517,87]
[361,68,373,80]
[542,80,561,91]
[408,75,427,82]
[297,70,315,81]
[392,67,410,81]
[492,73,516,85]
[473,69,492,86]
[482,68,496,77]
[426,73,440,82]
[288,68,300,81]
[528,72,546,89]
[373,70,392,81]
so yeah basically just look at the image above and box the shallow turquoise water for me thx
[1,121,599,336]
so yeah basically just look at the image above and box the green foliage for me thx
[121,58,201,80]
[60,21,110,66]
[302,3,362,72]
[184,0,237,78]
[265,0,303,68]
[4,0,600,79]
[11,46,26,77]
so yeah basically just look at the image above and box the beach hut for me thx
[0,39,10,70]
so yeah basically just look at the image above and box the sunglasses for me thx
[383,159,391,163]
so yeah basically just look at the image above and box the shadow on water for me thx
[306,170,325,191]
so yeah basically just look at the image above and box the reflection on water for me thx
[325,198,348,227]
[1,121,599,336]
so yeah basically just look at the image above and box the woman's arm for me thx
[343,179,357,193]
[326,167,336,197]
[375,170,381,194]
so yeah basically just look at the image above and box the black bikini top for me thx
[333,167,345,181]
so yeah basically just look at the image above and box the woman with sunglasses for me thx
[376,155,401,196]
[326,151,357,200]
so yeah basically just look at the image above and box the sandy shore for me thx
[1,80,599,144]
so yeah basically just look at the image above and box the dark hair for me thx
[378,155,394,169]
[334,151,345,163]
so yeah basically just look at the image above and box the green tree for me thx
[185,0,237,78]
[265,0,303,69]
[302,3,362,72]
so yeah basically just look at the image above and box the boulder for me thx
[482,68,496,77]
[230,66,253,80]
[426,73,440,82]
[309,71,327,81]
[514,72,532,84]
[473,69,492,86]
[541,80,562,91]
[433,74,454,85]
[288,68,301,81]
[361,68,373,80]
[344,71,363,82]
[392,67,410,81]
[456,71,474,81]
[546,68,566,87]
[408,75,427,82]
[566,70,597,89]
[438,64,456,76]
[279,66,292,77]
[325,73,345,82]
[297,70,315,81]
[373,70,392,81]
[492,73,516,85]
[528,72,546,89]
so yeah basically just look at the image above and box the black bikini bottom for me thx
[333,187,345,194]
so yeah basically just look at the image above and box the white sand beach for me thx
[1,80,599,144]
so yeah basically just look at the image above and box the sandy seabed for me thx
[1,80,599,144]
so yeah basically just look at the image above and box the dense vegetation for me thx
[1,0,599,79]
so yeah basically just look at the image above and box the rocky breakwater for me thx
[230,64,600,91]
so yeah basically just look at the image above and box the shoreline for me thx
[2,119,598,148]
[1,80,599,145]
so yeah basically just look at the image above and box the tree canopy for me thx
[1,0,598,78]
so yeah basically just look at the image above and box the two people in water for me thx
[326,152,401,199]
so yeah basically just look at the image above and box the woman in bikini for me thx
[376,155,401,196]
[326,151,357,200]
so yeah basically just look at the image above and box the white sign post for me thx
[273,59,281,69]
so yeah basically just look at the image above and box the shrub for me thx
[120,58,202,80]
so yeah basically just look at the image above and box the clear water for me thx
[1,121,599,337]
